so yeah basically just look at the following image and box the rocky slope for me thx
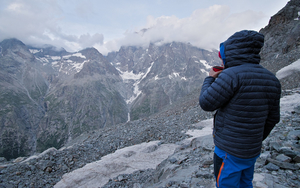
[0,39,52,160]
[0,86,213,187]
[102,94,300,188]
[0,0,300,187]
[0,87,299,188]
[0,37,219,160]
[106,42,220,120]
[0,40,128,160]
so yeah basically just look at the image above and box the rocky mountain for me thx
[1,0,300,187]
[259,0,300,89]
[106,43,220,120]
[0,39,50,159]
[0,37,220,160]
[0,40,128,160]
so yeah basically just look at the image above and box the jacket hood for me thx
[220,30,264,68]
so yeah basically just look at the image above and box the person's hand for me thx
[209,68,223,78]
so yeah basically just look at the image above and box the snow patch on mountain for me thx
[181,77,187,80]
[72,60,89,73]
[55,141,178,188]
[126,62,154,104]
[199,60,212,69]
[54,119,214,188]
[280,88,300,116]
[200,69,207,74]
[185,119,213,140]
[50,56,61,61]
[117,69,143,80]
[276,58,300,80]
[54,88,300,188]
[29,49,42,54]
[168,72,179,79]
[194,58,212,70]
[36,57,49,63]
[51,60,89,74]
[34,52,88,74]
[168,72,187,81]
[46,53,88,74]
[63,53,86,59]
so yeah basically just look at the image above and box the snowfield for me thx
[54,59,300,187]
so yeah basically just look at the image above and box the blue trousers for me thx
[214,146,259,188]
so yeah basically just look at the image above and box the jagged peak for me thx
[79,47,101,55]
[28,45,69,57]
[79,47,104,60]
[261,0,300,30]
[0,38,27,51]
[0,38,36,60]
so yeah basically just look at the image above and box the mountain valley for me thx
[0,0,300,187]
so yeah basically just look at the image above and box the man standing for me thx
[199,30,281,188]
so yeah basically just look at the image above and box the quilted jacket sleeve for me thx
[199,71,237,111]
[263,87,281,140]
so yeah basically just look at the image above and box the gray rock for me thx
[133,183,142,188]
[276,154,292,163]
[267,158,300,171]
[293,106,300,114]
[118,175,126,181]
[287,130,300,140]
[293,155,300,163]
[266,163,280,171]
[191,135,214,151]
[179,183,189,188]
[0,157,7,163]
[257,151,271,165]
[169,158,177,164]
[195,170,214,179]
[203,159,213,166]
[270,141,283,152]
[279,147,298,158]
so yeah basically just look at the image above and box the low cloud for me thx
[98,5,266,55]
[0,0,103,52]
[0,1,266,55]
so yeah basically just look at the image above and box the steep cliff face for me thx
[260,0,300,90]
[107,42,221,120]
[0,39,49,159]
[0,39,128,160]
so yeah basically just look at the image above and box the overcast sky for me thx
[0,0,289,55]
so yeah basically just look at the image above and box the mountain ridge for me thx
[0,1,300,186]
[0,37,219,160]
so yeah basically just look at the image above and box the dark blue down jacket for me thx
[199,30,281,159]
